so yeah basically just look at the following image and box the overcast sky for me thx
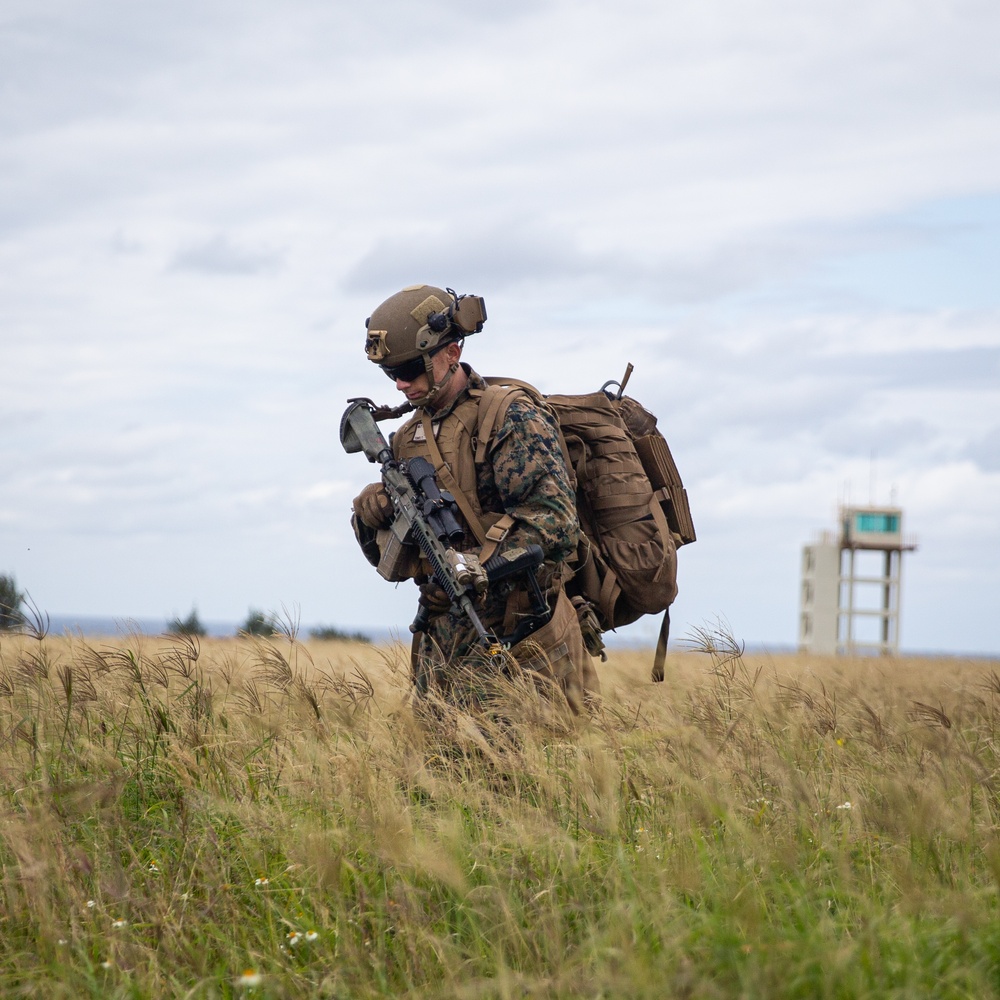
[2,0,998,654]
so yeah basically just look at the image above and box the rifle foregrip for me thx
[410,605,431,635]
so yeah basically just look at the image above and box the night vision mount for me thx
[434,289,486,337]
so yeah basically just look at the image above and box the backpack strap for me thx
[423,377,570,565]
[482,375,540,395]
[471,383,536,559]
[481,377,578,493]
[598,565,621,626]
[652,608,670,682]
[647,495,674,584]
[475,385,530,465]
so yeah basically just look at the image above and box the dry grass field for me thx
[1,623,999,998]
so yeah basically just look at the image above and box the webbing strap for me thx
[652,608,670,682]
[648,495,673,583]
[420,410,488,546]
[484,376,538,395]
[589,493,651,510]
[598,564,621,625]
[588,441,635,458]
[566,434,587,486]
[479,513,514,564]
[475,386,524,464]
[485,378,579,497]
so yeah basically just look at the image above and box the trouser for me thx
[412,587,601,715]
[507,588,599,714]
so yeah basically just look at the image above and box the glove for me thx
[418,581,452,615]
[352,482,393,530]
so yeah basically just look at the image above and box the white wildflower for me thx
[236,969,262,988]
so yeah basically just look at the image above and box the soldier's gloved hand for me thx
[418,581,452,615]
[352,482,393,530]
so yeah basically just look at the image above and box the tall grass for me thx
[1,623,999,998]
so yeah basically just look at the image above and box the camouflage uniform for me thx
[356,366,598,714]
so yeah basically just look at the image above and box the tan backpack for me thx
[477,367,696,682]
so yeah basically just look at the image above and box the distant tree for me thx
[167,607,207,637]
[309,624,371,643]
[240,608,276,637]
[0,574,25,631]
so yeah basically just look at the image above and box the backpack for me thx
[478,367,696,682]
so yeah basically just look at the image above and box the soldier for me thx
[351,284,598,715]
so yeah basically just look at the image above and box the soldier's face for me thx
[395,366,431,401]
[395,344,458,402]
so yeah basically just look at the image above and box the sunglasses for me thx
[379,344,446,383]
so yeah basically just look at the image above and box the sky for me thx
[2,0,998,655]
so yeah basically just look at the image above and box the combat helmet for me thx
[364,284,487,406]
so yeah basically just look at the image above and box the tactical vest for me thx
[391,384,529,563]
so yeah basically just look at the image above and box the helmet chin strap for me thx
[410,357,460,410]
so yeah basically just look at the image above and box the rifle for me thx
[340,398,551,656]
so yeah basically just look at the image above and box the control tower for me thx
[799,504,917,656]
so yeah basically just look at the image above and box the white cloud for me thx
[168,234,284,275]
[815,309,1000,355]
